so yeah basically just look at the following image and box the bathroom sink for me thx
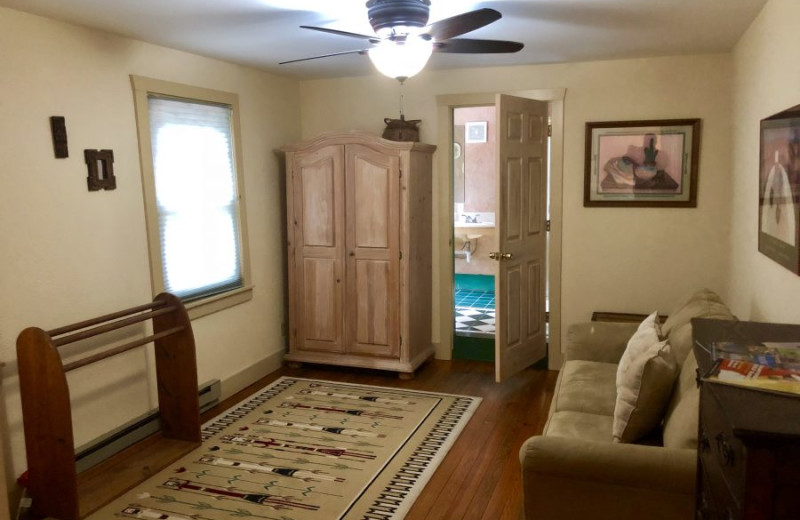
[454,221,494,228]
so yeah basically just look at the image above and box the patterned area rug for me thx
[89,377,480,520]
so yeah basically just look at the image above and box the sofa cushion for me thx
[663,353,701,449]
[660,289,735,365]
[614,339,678,443]
[551,360,618,417]
[660,289,734,448]
[662,289,726,337]
[545,411,614,443]
[661,289,723,334]
[616,311,662,386]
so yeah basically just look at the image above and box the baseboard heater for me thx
[74,379,221,473]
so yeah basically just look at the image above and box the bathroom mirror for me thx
[453,125,465,204]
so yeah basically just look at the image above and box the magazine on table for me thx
[704,341,800,396]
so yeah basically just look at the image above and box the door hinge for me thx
[547,124,552,137]
[399,168,403,178]
[400,335,403,346]
[546,219,551,232]
[399,250,403,260]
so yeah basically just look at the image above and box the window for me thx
[132,76,252,318]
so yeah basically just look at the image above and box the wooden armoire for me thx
[282,132,436,378]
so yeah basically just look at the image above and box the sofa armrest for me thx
[565,321,639,363]
[519,436,696,520]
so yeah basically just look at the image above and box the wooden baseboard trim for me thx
[220,349,285,401]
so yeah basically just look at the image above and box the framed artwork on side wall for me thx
[584,119,700,207]
[759,104,800,274]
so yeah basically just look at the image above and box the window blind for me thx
[147,96,243,300]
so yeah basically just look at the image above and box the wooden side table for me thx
[692,318,800,519]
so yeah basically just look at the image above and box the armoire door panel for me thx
[353,159,391,249]
[345,143,400,358]
[298,152,339,248]
[300,258,342,350]
[350,259,394,355]
[348,145,396,249]
[291,144,345,353]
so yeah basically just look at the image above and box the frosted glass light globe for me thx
[368,36,433,80]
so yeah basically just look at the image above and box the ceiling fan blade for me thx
[422,8,501,41]
[434,38,524,54]
[280,49,369,65]
[300,25,379,42]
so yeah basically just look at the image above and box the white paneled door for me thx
[494,94,549,382]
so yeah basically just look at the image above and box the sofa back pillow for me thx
[614,338,678,442]
[616,311,662,387]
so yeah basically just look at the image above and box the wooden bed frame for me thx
[16,292,201,520]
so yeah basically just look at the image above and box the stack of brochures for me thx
[707,341,800,395]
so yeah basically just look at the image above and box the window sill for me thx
[185,285,253,320]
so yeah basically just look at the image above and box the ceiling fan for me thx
[280,0,524,80]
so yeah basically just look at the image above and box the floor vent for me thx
[75,379,221,472]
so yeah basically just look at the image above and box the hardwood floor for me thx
[204,359,558,520]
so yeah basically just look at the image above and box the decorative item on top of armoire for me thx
[758,104,800,275]
[382,114,421,142]
[282,131,436,379]
[50,116,69,158]
[84,149,116,191]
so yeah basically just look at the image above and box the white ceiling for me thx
[0,0,767,80]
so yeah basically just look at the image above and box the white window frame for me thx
[131,75,252,319]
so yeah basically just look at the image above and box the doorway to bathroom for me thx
[449,96,552,380]
[435,89,564,380]
[453,105,499,362]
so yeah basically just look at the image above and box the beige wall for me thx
[0,7,300,481]
[299,53,733,360]
[727,0,800,323]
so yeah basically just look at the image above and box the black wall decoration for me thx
[84,149,116,191]
[50,116,68,158]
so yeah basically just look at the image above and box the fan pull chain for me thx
[399,80,405,120]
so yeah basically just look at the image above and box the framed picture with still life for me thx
[758,104,800,274]
[584,119,701,207]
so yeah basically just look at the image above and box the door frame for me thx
[434,88,566,371]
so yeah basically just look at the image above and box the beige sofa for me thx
[519,289,735,520]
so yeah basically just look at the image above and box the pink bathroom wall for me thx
[454,106,496,276]
[454,106,496,213]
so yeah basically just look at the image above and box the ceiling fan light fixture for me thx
[368,36,433,80]
[366,0,431,33]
